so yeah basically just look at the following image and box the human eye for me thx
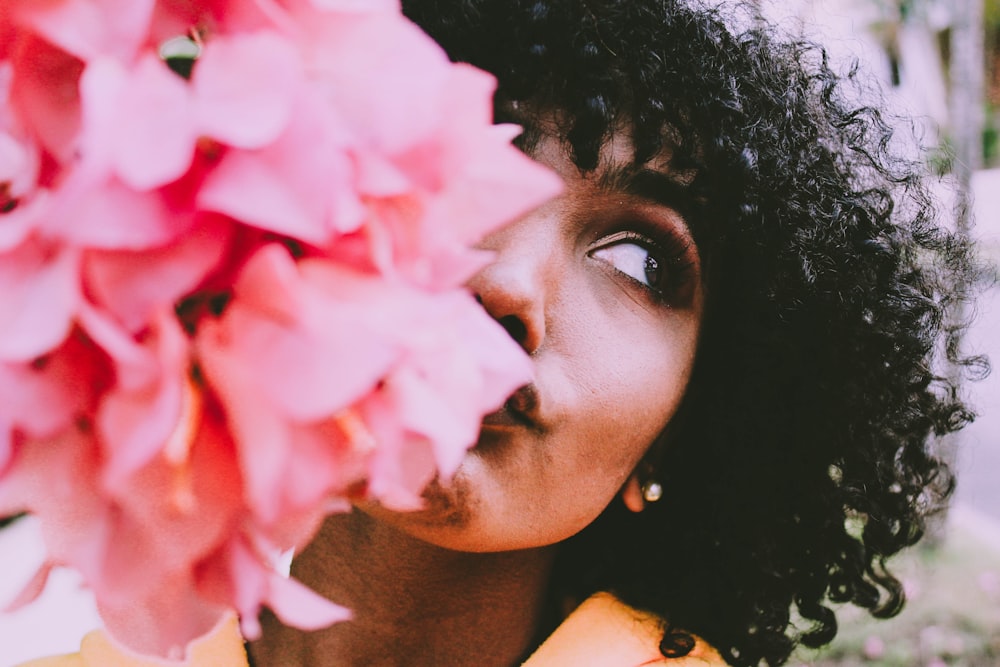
[589,230,695,302]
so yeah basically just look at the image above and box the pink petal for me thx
[213,536,349,641]
[0,419,12,473]
[0,191,47,253]
[449,290,537,414]
[77,302,160,391]
[3,562,53,613]
[209,246,399,421]
[149,0,277,45]
[96,313,188,488]
[193,32,300,149]
[196,328,295,524]
[0,342,103,442]
[198,150,330,244]
[387,366,475,477]
[279,422,365,518]
[8,34,84,162]
[361,390,437,510]
[84,215,232,333]
[108,54,197,191]
[9,0,155,63]
[97,570,229,660]
[353,150,413,197]
[0,237,80,362]
[306,0,400,12]
[74,55,129,170]
[340,61,561,287]
[399,66,563,268]
[198,86,360,242]
[48,174,191,250]
[99,406,243,585]
[359,291,531,502]
[422,121,563,245]
[404,293,532,473]
[265,570,351,632]
[196,248,401,522]
[0,129,39,198]
[0,428,111,586]
[306,10,450,153]
[200,330,360,527]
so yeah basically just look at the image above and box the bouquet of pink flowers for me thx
[0,0,560,658]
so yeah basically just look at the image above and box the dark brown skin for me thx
[251,510,556,666]
[249,134,704,666]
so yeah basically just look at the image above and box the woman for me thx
[255,0,981,663]
[20,0,982,665]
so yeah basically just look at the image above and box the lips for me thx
[481,384,541,431]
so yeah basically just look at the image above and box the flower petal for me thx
[2,562,53,613]
[84,215,232,333]
[8,35,84,162]
[206,246,400,421]
[193,32,300,149]
[9,0,154,63]
[0,237,80,362]
[198,151,330,244]
[109,54,197,191]
[96,313,188,488]
[48,174,191,250]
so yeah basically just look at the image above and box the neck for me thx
[249,509,557,667]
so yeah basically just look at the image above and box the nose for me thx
[467,216,553,355]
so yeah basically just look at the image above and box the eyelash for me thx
[589,228,696,304]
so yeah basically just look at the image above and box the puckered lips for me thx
[480,383,542,432]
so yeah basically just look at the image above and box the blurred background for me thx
[1,1,999,665]
[758,1,1000,665]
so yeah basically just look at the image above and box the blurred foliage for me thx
[987,0,1000,31]
[984,113,999,165]
[928,136,956,176]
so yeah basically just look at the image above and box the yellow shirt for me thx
[14,614,249,667]
[16,594,725,667]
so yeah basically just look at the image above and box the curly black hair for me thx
[402,1,985,665]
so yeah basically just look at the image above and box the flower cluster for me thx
[0,0,560,658]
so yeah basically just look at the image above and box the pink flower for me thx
[0,0,560,658]
[199,246,532,515]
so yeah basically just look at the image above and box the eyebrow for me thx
[596,164,703,240]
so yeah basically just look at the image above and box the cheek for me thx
[543,324,696,530]
[565,309,697,457]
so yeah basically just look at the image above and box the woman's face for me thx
[359,133,704,551]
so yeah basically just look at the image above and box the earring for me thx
[641,479,663,503]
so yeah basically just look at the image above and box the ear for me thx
[621,473,645,513]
